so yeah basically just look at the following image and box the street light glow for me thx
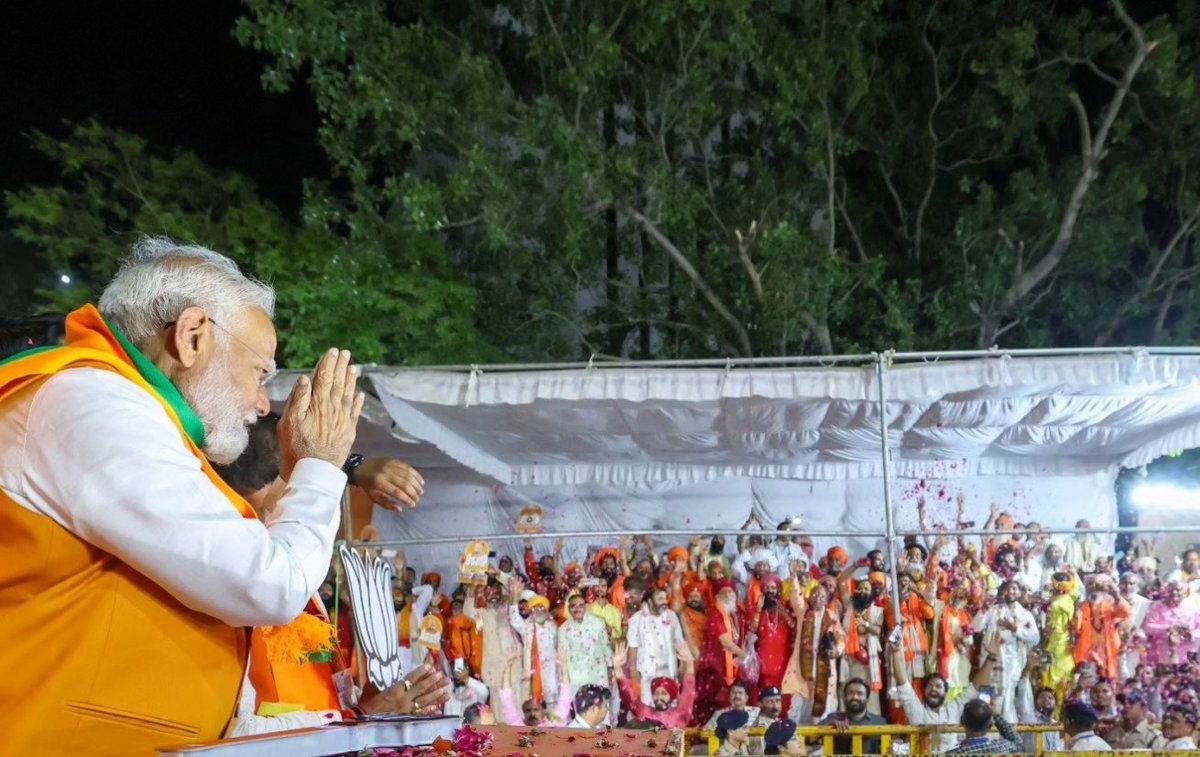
[1130,482,1200,509]
[59,274,71,285]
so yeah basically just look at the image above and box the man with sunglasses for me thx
[0,237,365,755]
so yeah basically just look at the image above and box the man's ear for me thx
[168,306,213,369]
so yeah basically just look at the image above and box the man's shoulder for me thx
[31,366,166,418]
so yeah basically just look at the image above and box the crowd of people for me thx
[339,497,1200,754]
[4,237,1200,757]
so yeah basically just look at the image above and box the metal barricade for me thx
[688,723,1063,756]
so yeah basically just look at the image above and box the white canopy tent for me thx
[270,349,1200,583]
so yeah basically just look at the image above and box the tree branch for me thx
[734,221,765,303]
[626,208,753,356]
[985,0,1153,344]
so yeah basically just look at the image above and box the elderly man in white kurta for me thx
[557,593,613,698]
[626,587,685,705]
[972,580,1040,723]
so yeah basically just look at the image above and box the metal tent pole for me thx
[877,352,904,626]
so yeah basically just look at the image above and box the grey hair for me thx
[98,236,275,349]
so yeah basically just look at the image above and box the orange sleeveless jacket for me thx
[0,306,252,755]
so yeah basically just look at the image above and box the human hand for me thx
[856,557,870,569]
[613,642,628,668]
[353,458,425,510]
[278,349,364,479]
[832,719,850,734]
[990,502,1001,519]
[674,639,693,662]
[360,665,450,716]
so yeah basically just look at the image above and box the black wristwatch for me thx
[342,453,365,485]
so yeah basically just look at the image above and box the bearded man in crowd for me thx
[627,587,684,704]
[750,574,794,699]
[974,580,1040,722]
[697,580,746,725]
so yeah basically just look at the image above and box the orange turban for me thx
[667,546,689,564]
[422,572,441,586]
[527,595,550,611]
[868,571,887,587]
[565,562,581,575]
[683,581,704,600]
[594,548,620,569]
[827,546,848,563]
[996,514,1015,530]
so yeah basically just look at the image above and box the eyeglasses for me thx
[164,317,277,387]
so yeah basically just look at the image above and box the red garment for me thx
[620,674,697,728]
[696,606,740,726]
[755,607,792,691]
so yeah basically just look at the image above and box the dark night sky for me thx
[0,1,323,214]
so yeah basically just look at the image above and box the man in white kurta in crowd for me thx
[627,587,685,705]
[510,585,560,707]
[732,538,780,589]
[1118,573,1152,681]
[0,237,366,754]
[1063,520,1101,573]
[558,592,612,698]
[973,581,1040,723]
[443,665,490,718]
[768,519,808,580]
[399,582,435,675]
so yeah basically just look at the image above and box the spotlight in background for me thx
[1130,482,1200,510]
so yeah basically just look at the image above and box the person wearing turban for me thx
[936,574,974,702]
[825,547,848,576]
[749,573,794,703]
[509,588,560,710]
[673,577,709,662]
[783,574,844,722]
[696,579,746,726]
[614,637,696,728]
[1073,574,1130,683]
[1042,571,1077,691]
[883,569,935,721]
[667,546,690,570]
[837,569,883,716]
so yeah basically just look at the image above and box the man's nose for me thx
[255,385,271,417]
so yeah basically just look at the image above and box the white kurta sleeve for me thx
[11,369,346,627]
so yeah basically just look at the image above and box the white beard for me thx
[178,353,256,464]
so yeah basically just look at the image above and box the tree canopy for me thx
[8,1,1200,365]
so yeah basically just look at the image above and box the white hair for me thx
[98,236,275,349]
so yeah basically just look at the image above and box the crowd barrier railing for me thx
[687,723,1064,756]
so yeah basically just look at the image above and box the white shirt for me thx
[1166,735,1199,751]
[443,677,490,717]
[0,368,346,627]
[1066,731,1112,751]
[731,548,779,586]
[889,682,976,752]
[627,607,683,680]
[767,540,806,579]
